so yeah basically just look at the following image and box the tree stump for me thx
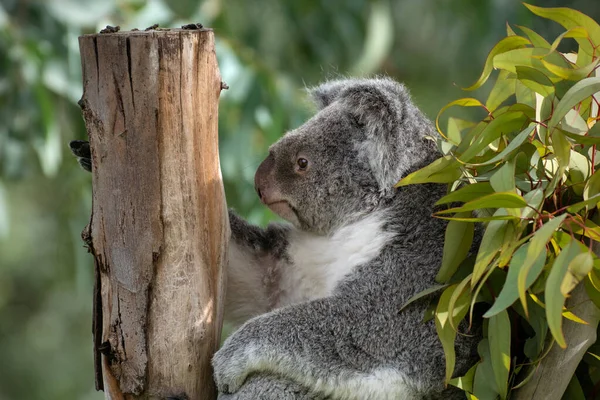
[78,27,228,400]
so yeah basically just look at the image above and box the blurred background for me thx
[1,0,599,398]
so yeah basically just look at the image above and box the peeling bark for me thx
[79,28,227,400]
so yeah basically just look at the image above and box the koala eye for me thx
[296,157,309,171]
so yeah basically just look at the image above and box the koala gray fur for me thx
[216,77,479,400]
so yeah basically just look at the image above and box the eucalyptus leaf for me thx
[469,125,535,167]
[437,213,475,283]
[472,210,514,285]
[490,158,517,193]
[486,70,517,112]
[549,77,600,131]
[545,240,589,348]
[484,244,547,318]
[473,339,501,400]
[516,66,554,96]
[436,98,486,139]
[517,214,568,316]
[396,156,462,186]
[458,111,529,163]
[435,284,471,384]
[515,25,551,48]
[524,4,600,51]
[436,182,494,205]
[464,36,531,91]
[489,310,511,399]
[541,58,600,81]
[436,192,527,215]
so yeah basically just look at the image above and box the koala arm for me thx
[225,211,291,326]
[217,373,316,400]
[212,280,448,400]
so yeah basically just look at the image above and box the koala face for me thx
[255,106,377,233]
[254,78,435,234]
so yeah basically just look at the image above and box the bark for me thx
[78,28,227,400]
[513,278,600,399]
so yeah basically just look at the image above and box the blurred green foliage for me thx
[0,0,598,399]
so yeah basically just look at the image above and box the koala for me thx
[71,77,479,400]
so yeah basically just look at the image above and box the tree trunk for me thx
[78,28,227,400]
[513,280,600,399]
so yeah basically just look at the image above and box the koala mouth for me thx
[267,200,292,215]
[266,200,299,224]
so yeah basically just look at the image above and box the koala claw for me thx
[69,140,92,172]
[212,332,259,394]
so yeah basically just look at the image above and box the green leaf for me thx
[545,240,589,348]
[545,27,589,56]
[515,79,536,108]
[562,248,594,296]
[436,98,486,139]
[396,156,461,186]
[548,77,600,131]
[448,275,472,330]
[541,58,600,81]
[506,23,517,37]
[489,310,511,400]
[436,215,520,223]
[473,339,501,400]
[515,66,554,96]
[493,47,571,77]
[486,70,517,112]
[524,4,600,49]
[519,298,548,360]
[561,109,588,135]
[515,25,551,48]
[517,214,568,316]
[585,274,600,309]
[435,284,471,384]
[566,151,591,196]
[522,188,544,219]
[550,127,571,172]
[400,284,448,311]
[470,125,536,167]
[561,128,600,145]
[584,168,600,203]
[449,363,477,393]
[437,213,475,283]
[566,193,600,213]
[464,36,531,91]
[436,182,494,205]
[435,192,527,215]
[458,111,528,163]
[484,244,547,318]
[537,95,556,142]
[490,158,516,193]
[472,210,513,284]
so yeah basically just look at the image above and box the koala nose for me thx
[255,153,275,204]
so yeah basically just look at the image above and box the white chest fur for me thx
[277,213,394,307]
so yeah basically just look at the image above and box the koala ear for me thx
[337,78,435,193]
[307,80,355,110]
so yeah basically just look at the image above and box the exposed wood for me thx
[78,28,228,400]
[513,283,600,400]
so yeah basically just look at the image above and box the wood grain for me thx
[79,28,228,400]
[513,279,600,399]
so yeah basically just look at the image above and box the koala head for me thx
[254,77,436,234]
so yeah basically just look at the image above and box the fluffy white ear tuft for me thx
[309,78,435,193]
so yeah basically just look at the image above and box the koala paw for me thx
[69,140,92,172]
[213,328,265,394]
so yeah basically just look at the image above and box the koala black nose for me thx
[255,153,275,204]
